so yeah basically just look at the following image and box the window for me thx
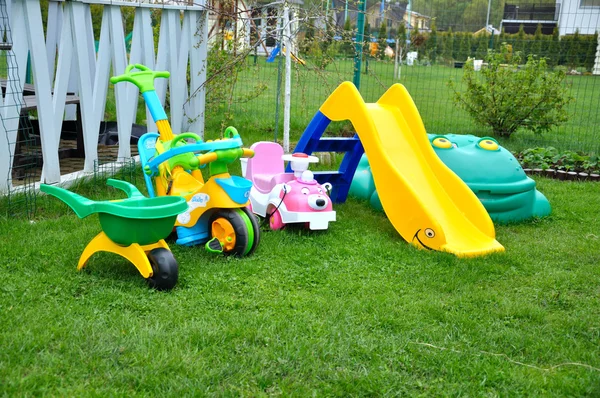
[581,0,600,7]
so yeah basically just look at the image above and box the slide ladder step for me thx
[293,112,364,203]
[313,137,361,153]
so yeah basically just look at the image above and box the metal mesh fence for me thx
[204,0,600,155]
[0,0,37,218]
[93,157,137,185]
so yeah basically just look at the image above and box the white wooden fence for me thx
[1,0,209,192]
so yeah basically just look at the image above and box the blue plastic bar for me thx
[142,90,168,122]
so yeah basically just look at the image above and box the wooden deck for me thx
[11,140,139,186]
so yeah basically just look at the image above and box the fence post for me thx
[353,0,366,89]
[283,4,291,152]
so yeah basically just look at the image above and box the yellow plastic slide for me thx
[320,82,504,257]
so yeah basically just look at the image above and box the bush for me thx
[307,37,337,70]
[448,45,574,138]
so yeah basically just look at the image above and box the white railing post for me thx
[108,4,136,159]
[3,0,210,188]
[188,9,209,138]
[23,0,63,183]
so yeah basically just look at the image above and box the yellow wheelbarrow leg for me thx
[77,232,170,278]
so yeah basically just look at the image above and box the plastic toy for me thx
[350,135,551,224]
[431,134,551,223]
[244,141,336,230]
[40,179,188,290]
[350,134,551,223]
[111,64,260,256]
[291,81,504,257]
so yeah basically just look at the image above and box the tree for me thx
[410,26,426,59]
[548,27,560,66]
[426,20,438,62]
[515,24,526,57]
[584,31,599,71]
[452,31,462,60]
[462,0,488,29]
[566,29,582,69]
[395,22,407,64]
[496,27,506,52]
[363,21,372,73]
[531,23,543,58]
[377,22,388,60]
[442,28,454,62]
[341,18,355,57]
[449,45,574,138]
[397,22,407,45]
[458,32,471,61]
[475,34,488,59]
[321,15,335,53]
[301,20,315,55]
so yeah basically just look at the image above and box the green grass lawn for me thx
[1,176,599,395]
[208,58,600,154]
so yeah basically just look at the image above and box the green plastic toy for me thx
[40,179,188,290]
[350,134,551,224]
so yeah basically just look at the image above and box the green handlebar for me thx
[171,132,203,146]
[110,63,170,93]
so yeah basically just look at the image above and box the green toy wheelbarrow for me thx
[40,179,188,290]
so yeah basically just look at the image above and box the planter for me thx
[523,168,532,175]
[577,172,589,181]
[556,170,567,180]
[566,171,578,180]
[533,168,543,175]
[544,169,556,178]
[589,173,600,181]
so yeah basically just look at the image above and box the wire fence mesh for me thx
[203,0,600,155]
[3,0,600,220]
[0,0,37,218]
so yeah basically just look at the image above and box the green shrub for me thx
[449,44,574,138]
[516,147,599,173]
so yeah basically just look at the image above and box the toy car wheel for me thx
[268,207,285,230]
[241,206,260,256]
[209,209,257,257]
[146,248,178,291]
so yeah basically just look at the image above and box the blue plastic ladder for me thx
[290,111,364,203]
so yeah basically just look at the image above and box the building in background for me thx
[500,0,600,36]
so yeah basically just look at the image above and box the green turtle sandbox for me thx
[40,179,188,290]
[350,135,551,224]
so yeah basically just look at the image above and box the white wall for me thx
[558,0,600,35]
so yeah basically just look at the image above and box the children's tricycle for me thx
[40,179,188,290]
[111,64,260,256]
[244,141,336,230]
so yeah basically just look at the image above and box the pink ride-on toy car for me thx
[244,141,336,230]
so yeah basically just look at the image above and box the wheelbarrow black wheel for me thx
[209,208,257,257]
[146,248,178,291]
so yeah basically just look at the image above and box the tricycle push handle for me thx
[110,64,170,93]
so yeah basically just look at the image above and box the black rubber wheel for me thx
[240,206,260,256]
[209,209,255,256]
[146,248,179,291]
